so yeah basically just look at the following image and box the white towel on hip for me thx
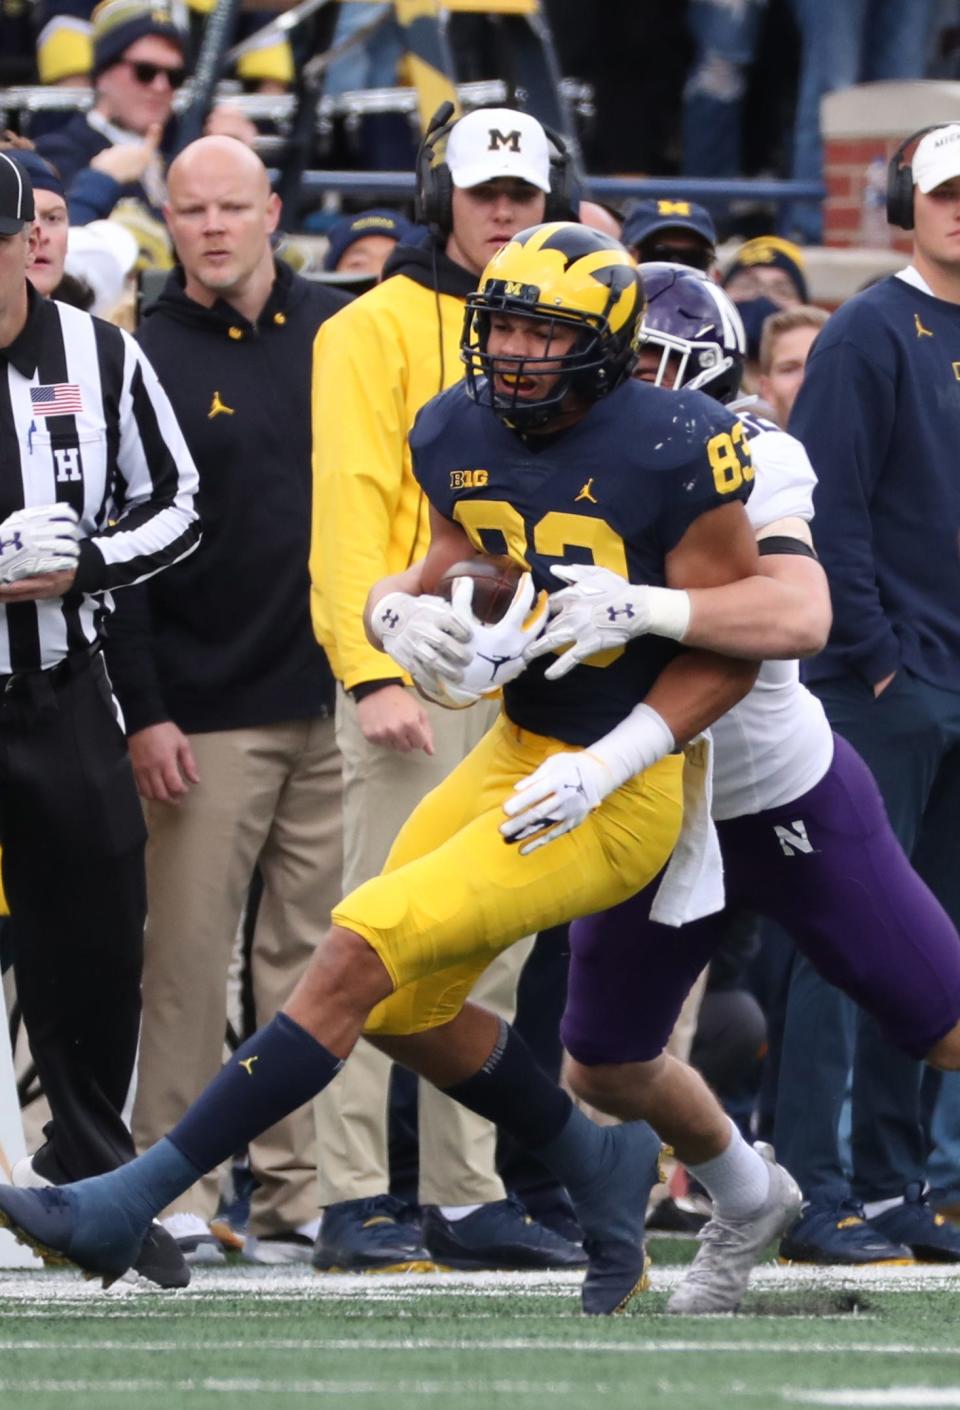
[649,731,725,927]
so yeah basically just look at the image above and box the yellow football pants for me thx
[331,712,684,1036]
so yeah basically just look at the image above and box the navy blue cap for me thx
[9,149,65,202]
[622,198,717,253]
[323,208,421,272]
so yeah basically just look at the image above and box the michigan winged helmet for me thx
[461,222,645,427]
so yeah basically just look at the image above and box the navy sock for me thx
[71,1137,203,1230]
[443,1018,657,1245]
[442,1019,573,1149]
[169,1012,344,1173]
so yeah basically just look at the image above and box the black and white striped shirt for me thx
[0,286,200,673]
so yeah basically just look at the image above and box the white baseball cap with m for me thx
[445,108,551,193]
[913,124,960,193]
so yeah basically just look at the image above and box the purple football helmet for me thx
[637,262,747,404]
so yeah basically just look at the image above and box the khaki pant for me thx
[313,690,532,1206]
[132,716,342,1235]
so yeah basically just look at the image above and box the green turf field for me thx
[2,1240,960,1410]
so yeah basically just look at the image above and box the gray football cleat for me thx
[666,1150,802,1315]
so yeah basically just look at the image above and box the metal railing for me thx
[0,78,822,209]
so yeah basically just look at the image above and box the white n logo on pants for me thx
[54,447,81,482]
[774,820,814,856]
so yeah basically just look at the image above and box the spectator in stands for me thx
[35,0,255,241]
[682,0,768,179]
[32,0,293,93]
[723,237,811,390]
[103,136,348,1266]
[322,208,420,278]
[786,0,940,242]
[622,198,717,273]
[722,235,808,308]
[757,304,828,428]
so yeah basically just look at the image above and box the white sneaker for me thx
[666,1152,802,1315]
[11,1155,53,1190]
[242,1218,321,1265]
[161,1212,227,1266]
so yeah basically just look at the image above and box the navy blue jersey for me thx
[791,275,960,692]
[411,378,753,744]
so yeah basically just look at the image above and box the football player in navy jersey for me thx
[0,225,764,1314]
[531,264,960,1307]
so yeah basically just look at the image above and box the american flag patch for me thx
[30,383,83,417]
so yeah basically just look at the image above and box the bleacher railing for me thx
[0,78,824,208]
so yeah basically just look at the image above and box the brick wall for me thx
[821,80,960,253]
[823,134,911,252]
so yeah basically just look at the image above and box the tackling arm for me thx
[672,516,831,660]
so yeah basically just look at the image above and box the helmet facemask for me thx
[464,291,638,431]
[637,325,741,402]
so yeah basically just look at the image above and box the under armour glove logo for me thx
[0,533,23,554]
[380,607,400,631]
[606,603,635,621]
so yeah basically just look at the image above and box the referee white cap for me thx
[0,152,36,235]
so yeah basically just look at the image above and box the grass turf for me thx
[1,1241,960,1410]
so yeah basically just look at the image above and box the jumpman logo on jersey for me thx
[575,478,598,504]
[914,313,934,338]
[239,1056,259,1075]
[208,390,236,419]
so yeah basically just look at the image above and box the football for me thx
[435,554,523,624]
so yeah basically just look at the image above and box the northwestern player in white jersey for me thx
[524,266,960,1312]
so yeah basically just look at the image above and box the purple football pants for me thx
[562,734,960,1065]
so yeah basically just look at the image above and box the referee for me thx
[0,152,200,1286]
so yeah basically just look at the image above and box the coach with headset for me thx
[774,123,960,1265]
[308,105,585,1276]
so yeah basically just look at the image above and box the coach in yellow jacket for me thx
[309,108,587,1274]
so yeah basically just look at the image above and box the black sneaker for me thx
[312,1194,435,1273]
[422,1195,588,1271]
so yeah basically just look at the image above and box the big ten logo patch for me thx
[450,469,490,490]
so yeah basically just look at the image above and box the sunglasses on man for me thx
[123,59,187,89]
[640,241,715,273]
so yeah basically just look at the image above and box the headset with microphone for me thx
[886,124,949,230]
[414,102,580,237]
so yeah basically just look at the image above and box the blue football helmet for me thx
[636,262,746,404]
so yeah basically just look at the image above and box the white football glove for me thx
[500,701,675,854]
[524,564,691,681]
[445,573,549,698]
[500,750,611,854]
[0,504,82,584]
[371,591,476,704]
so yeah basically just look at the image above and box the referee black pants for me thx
[0,651,147,1180]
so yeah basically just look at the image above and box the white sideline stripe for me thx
[785,1394,960,1407]
[0,1380,580,1396]
[2,1262,960,1304]
[0,1338,954,1356]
